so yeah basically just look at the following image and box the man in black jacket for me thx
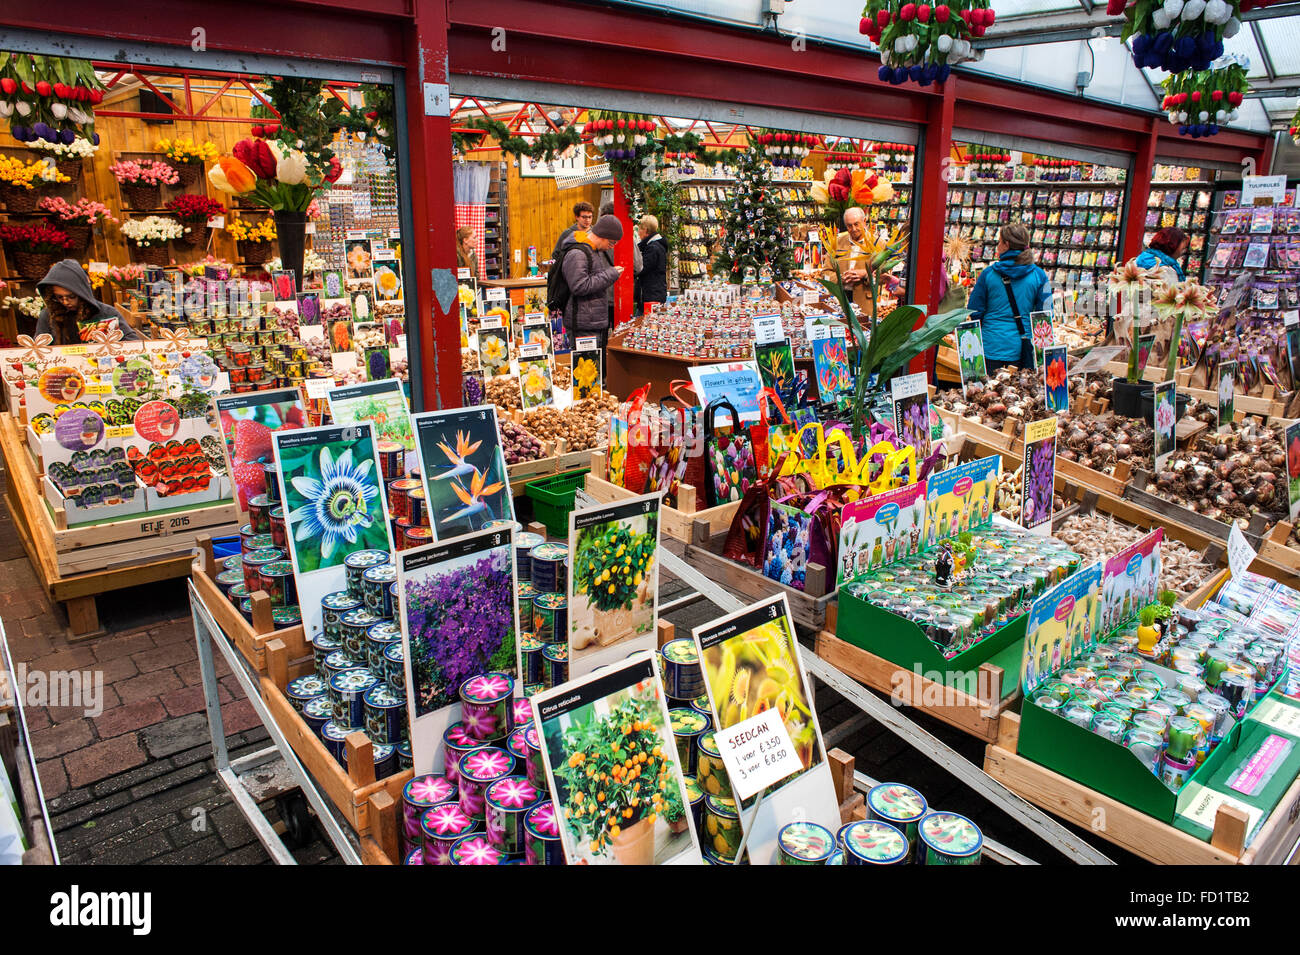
[635,215,668,313]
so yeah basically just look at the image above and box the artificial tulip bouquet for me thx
[208,134,343,211]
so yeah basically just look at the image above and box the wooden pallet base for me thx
[985,712,1300,865]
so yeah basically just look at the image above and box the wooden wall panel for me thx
[497,148,601,278]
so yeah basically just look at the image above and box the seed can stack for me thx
[525,542,570,697]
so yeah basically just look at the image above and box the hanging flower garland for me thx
[1160,61,1247,137]
[966,144,1010,181]
[873,142,915,174]
[584,110,659,161]
[1288,104,1300,146]
[824,143,871,171]
[860,0,993,86]
[754,128,822,167]
[1032,157,1083,181]
[459,117,584,164]
[0,52,106,145]
[1116,0,1239,73]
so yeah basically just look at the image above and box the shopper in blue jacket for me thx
[966,223,1051,373]
[1134,227,1188,282]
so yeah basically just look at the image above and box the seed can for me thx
[257,560,297,608]
[514,532,546,580]
[375,440,405,481]
[405,525,433,550]
[777,822,836,865]
[516,582,538,631]
[242,547,283,592]
[344,549,390,596]
[383,641,406,693]
[532,593,568,644]
[403,848,423,865]
[319,720,351,762]
[919,811,982,865]
[365,621,402,673]
[485,775,541,855]
[506,727,529,765]
[403,774,458,853]
[459,672,515,743]
[683,775,705,835]
[407,487,428,527]
[541,643,568,688]
[303,696,334,735]
[312,632,343,678]
[361,564,397,619]
[524,801,565,866]
[286,674,328,713]
[387,478,422,523]
[322,650,353,685]
[340,608,382,662]
[419,803,479,865]
[530,542,569,595]
[364,682,407,744]
[215,569,244,597]
[458,747,516,821]
[703,795,742,862]
[512,698,533,728]
[320,591,362,644]
[329,668,378,730]
[397,739,414,771]
[839,820,909,866]
[669,708,710,776]
[660,638,706,699]
[695,732,732,800]
[443,722,479,785]
[450,834,504,866]
[866,783,928,862]
[524,724,545,789]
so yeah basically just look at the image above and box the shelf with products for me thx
[946,180,1124,288]
[1144,178,1216,281]
[1202,181,1300,327]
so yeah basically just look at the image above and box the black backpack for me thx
[546,243,593,313]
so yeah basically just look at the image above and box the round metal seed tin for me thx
[520,632,544,685]
[541,643,568,688]
[524,724,545,788]
[361,564,397,618]
[443,721,478,785]
[458,672,515,743]
[919,810,982,865]
[340,608,382,662]
[866,783,928,862]
[485,775,540,855]
[344,549,390,596]
[458,747,516,821]
[257,559,297,608]
[363,682,406,744]
[319,720,351,762]
[449,834,503,866]
[241,547,283,592]
[312,632,342,677]
[419,803,479,865]
[695,731,732,800]
[320,591,362,643]
[302,696,334,735]
[524,800,564,865]
[514,532,545,581]
[670,708,710,776]
[660,638,706,699]
[366,621,402,674]
[532,593,568,644]
[529,542,568,595]
[403,774,458,853]
[778,821,836,865]
[329,668,378,730]
[247,493,274,534]
[286,674,328,713]
[387,478,422,524]
[839,820,909,866]
[383,641,406,693]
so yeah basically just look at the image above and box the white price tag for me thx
[88,261,109,275]
[801,290,819,306]
[397,334,407,352]
[523,312,547,327]
[574,336,600,351]
[207,215,225,230]
[753,315,783,346]
[831,324,847,339]
[305,223,316,235]
[479,315,504,330]
[485,287,508,302]
[457,268,471,280]
[519,343,546,359]
[346,230,367,241]
[1228,523,1258,579]
[715,709,802,801]
[805,320,830,341]
[305,378,333,399]
[1284,311,1300,328]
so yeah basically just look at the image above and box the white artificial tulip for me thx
[69,107,87,124]
[1205,0,1228,21]
[1182,0,1206,20]
[1168,111,1179,122]
[936,33,953,52]
[1229,108,1239,121]
[1223,16,1240,36]
[50,102,67,119]
[15,101,30,116]
[895,36,909,52]
[1199,110,1209,121]
[1178,110,1188,122]
[0,102,11,117]
[1163,0,1184,17]
[1216,109,1226,121]
[1153,9,1171,28]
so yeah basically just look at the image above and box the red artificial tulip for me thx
[617,118,626,128]
[1228,91,1243,106]
[860,16,872,32]
[973,23,986,36]
[919,4,932,22]
[35,80,51,97]
[899,3,917,21]
[0,78,15,95]
[1211,90,1223,101]
[877,8,891,26]
[984,7,996,24]
[1191,90,1201,102]
[935,4,951,21]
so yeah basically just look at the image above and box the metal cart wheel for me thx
[276,792,315,849]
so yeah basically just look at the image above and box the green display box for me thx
[836,586,1027,702]
[1019,673,1293,824]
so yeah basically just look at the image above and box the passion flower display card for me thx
[273,422,393,643]
[531,652,703,866]
[567,492,662,679]
[397,526,520,776]
[692,594,839,865]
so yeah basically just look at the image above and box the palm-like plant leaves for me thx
[876,308,972,384]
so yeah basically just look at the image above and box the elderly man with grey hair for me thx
[827,206,873,312]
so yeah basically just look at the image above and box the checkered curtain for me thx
[454,162,492,281]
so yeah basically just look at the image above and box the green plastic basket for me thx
[523,469,590,537]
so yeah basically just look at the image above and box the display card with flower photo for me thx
[517,345,554,411]
[411,404,514,540]
[571,340,602,401]
[397,526,521,776]
[272,422,394,643]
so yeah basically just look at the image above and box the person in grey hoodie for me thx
[35,259,142,344]
[558,214,624,357]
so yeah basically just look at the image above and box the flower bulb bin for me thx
[610,814,656,865]
[1139,389,1191,423]
[120,181,161,211]
[1110,377,1146,418]
[273,210,308,289]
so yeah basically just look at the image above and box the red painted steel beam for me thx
[404,0,462,412]
[7,0,407,67]
[1123,124,1159,262]
[911,81,956,378]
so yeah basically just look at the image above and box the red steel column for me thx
[406,0,462,411]
[909,80,955,376]
[612,180,635,324]
[1122,124,1159,262]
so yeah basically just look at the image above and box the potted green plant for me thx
[1107,259,1156,418]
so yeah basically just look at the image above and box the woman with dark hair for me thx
[1136,227,1189,281]
[34,259,141,345]
[966,223,1051,374]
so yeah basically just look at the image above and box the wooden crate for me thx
[815,604,1013,742]
[985,711,1300,865]
[260,636,411,859]
[504,421,593,494]
[583,449,741,543]
[191,535,313,678]
[0,414,238,636]
[1103,359,1289,419]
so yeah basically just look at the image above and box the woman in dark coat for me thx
[635,215,668,313]
[35,259,141,345]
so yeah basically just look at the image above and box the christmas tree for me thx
[712,146,794,282]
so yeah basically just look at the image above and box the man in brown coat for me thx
[831,206,873,314]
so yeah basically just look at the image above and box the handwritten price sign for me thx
[716,709,802,801]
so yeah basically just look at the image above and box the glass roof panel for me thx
[989,0,1083,15]
[1253,16,1300,76]
[1220,26,1267,79]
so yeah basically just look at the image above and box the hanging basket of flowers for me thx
[0,155,71,213]
[583,110,660,162]
[0,222,74,280]
[1117,0,1239,73]
[965,144,1011,182]
[156,138,218,188]
[755,128,823,168]
[873,142,915,175]
[1160,61,1247,137]
[109,158,179,211]
[165,194,225,247]
[860,0,992,86]
[0,53,107,147]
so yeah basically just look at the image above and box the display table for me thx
[0,414,240,637]
[605,342,712,403]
